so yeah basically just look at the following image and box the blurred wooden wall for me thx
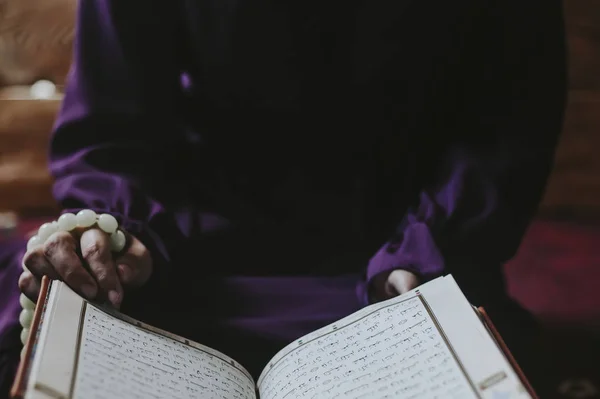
[0,0,75,215]
[0,0,599,217]
[540,0,600,215]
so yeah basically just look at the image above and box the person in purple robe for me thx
[0,0,566,394]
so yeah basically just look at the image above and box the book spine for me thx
[477,307,539,399]
[10,276,52,399]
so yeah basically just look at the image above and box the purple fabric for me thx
[48,0,566,296]
[1,0,566,387]
[0,240,25,396]
[0,240,24,350]
[198,276,363,342]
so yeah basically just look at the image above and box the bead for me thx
[19,309,34,328]
[19,294,35,310]
[21,347,26,358]
[37,222,57,242]
[76,209,97,228]
[26,235,42,251]
[110,230,126,252]
[30,80,57,100]
[0,212,17,233]
[97,214,118,234]
[20,328,30,345]
[57,213,77,231]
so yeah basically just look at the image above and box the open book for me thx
[11,275,537,399]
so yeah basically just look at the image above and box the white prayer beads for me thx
[18,210,126,343]
[36,221,58,242]
[27,210,125,253]
[19,296,35,345]
[76,209,97,228]
[57,212,77,231]
[19,309,33,328]
[97,213,118,234]
[110,230,126,252]
[19,294,35,310]
[26,236,40,252]
[19,295,35,345]
[20,328,30,345]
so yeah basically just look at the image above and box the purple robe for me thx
[1,0,565,384]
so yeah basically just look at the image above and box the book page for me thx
[71,303,256,399]
[418,276,532,399]
[257,294,477,399]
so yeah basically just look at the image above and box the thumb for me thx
[114,232,153,287]
[386,269,420,296]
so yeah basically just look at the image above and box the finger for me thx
[388,276,412,295]
[44,231,98,300]
[18,271,41,302]
[22,247,60,280]
[80,228,123,308]
[387,270,420,295]
[115,233,152,287]
[383,281,399,299]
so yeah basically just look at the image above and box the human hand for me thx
[372,269,420,302]
[20,218,152,308]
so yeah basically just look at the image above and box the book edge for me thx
[10,276,52,399]
[10,276,535,399]
[477,306,539,399]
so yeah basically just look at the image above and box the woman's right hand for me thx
[19,227,153,308]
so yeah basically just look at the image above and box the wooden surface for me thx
[0,0,599,215]
[540,0,600,214]
[0,0,75,86]
[0,0,73,213]
[0,88,61,213]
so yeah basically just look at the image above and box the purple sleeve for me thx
[50,1,192,278]
[366,0,567,287]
